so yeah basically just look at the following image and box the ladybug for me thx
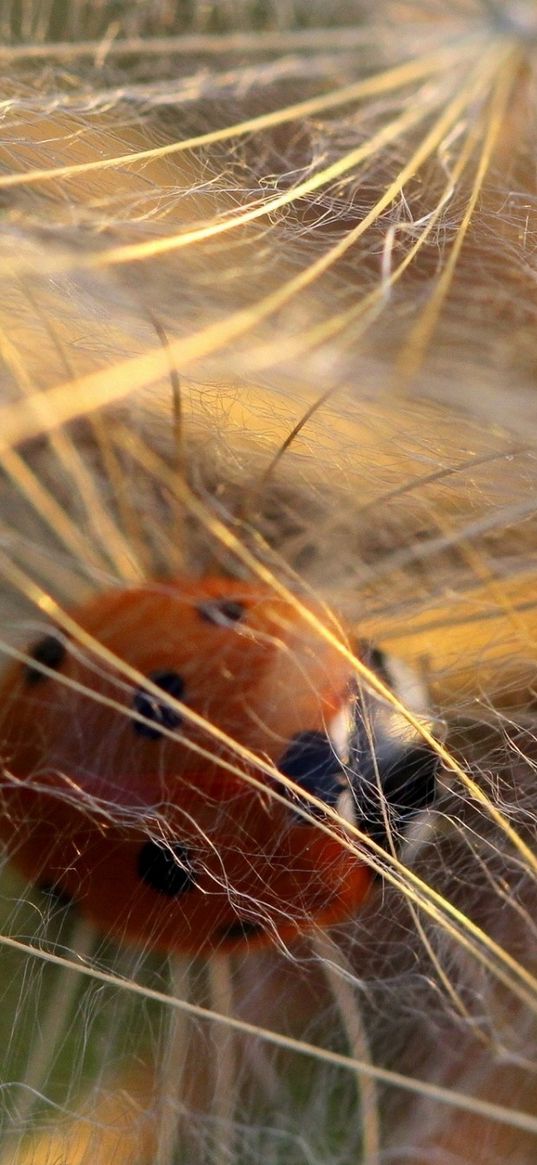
[0,577,437,956]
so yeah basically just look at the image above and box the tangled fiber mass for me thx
[0,2,536,1163]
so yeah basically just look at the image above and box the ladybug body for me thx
[0,577,437,955]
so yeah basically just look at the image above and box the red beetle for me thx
[0,576,436,955]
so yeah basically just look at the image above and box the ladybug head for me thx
[347,648,440,850]
[273,646,439,853]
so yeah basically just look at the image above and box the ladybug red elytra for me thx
[0,576,437,956]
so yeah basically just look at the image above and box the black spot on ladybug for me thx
[133,670,185,740]
[137,841,195,897]
[217,920,265,942]
[278,731,344,821]
[352,744,438,847]
[38,881,74,910]
[25,634,66,684]
[197,599,245,626]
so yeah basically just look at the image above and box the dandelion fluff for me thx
[0,2,536,1163]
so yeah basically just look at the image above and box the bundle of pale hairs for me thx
[0,2,536,1163]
